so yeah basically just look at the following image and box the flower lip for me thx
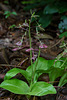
[39,44,48,48]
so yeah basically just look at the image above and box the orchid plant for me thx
[0,12,67,100]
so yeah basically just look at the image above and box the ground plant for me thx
[4,11,17,18]
[0,12,67,100]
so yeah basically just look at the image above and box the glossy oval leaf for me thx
[49,68,64,82]
[26,57,54,75]
[36,57,54,70]
[26,57,54,83]
[4,68,31,83]
[0,79,29,94]
[28,82,56,96]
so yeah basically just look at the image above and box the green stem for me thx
[28,20,33,84]
[29,20,32,66]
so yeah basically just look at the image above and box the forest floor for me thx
[0,1,67,100]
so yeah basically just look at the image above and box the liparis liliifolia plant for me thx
[0,12,56,100]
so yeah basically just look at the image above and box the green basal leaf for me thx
[36,57,54,70]
[27,57,54,73]
[35,67,53,83]
[28,82,56,96]
[36,67,53,74]
[49,68,64,82]
[26,57,54,83]
[26,57,54,76]
[58,72,67,87]
[4,68,31,83]
[0,79,29,94]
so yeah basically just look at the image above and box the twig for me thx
[48,37,65,49]
[0,64,22,67]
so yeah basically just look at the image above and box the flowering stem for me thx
[28,20,34,84]
[29,20,32,66]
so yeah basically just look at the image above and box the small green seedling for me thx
[9,24,16,29]
[4,11,17,18]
